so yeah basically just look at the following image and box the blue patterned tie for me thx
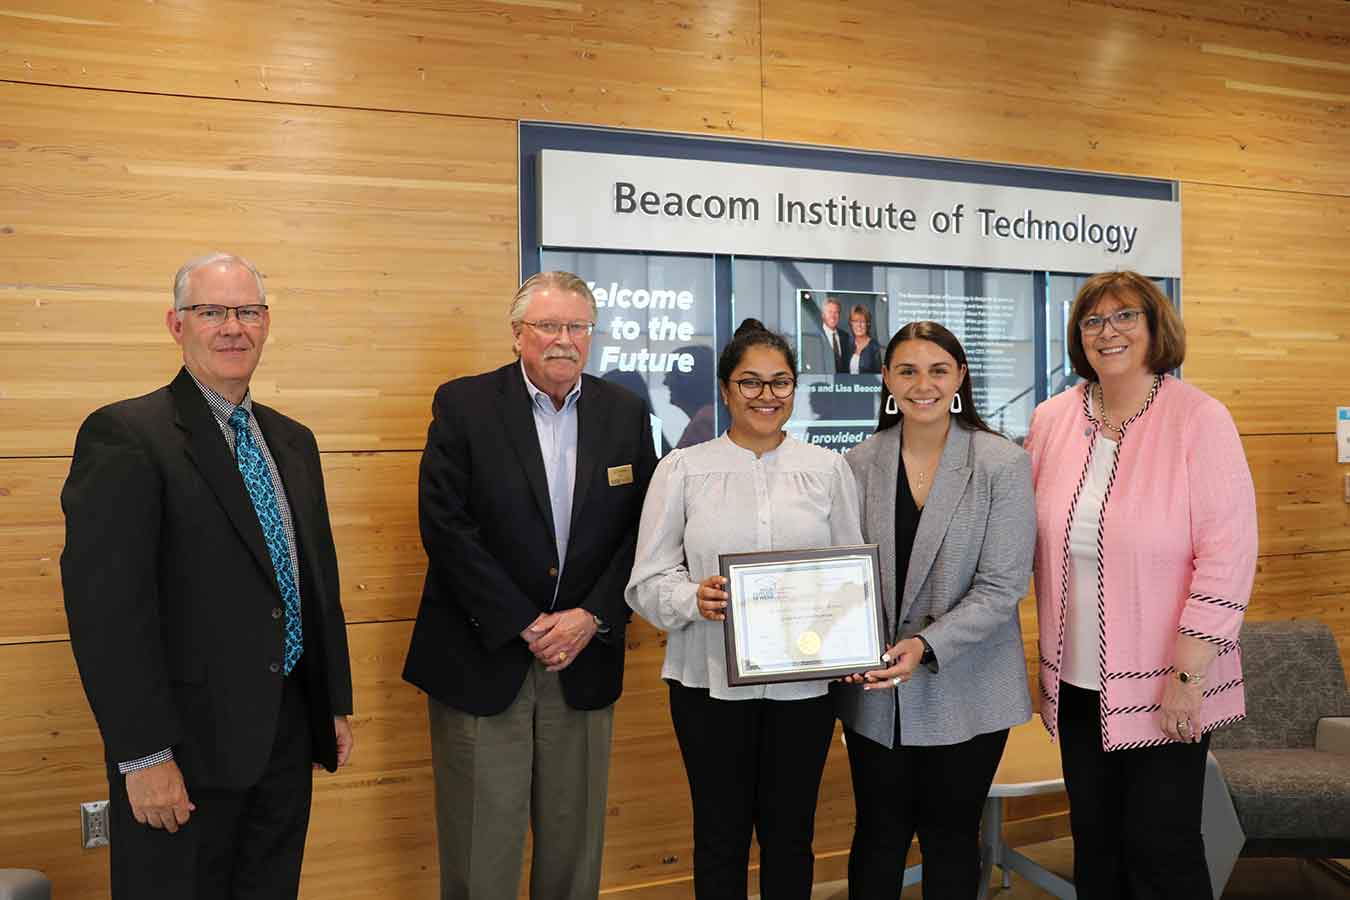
[230,406,303,674]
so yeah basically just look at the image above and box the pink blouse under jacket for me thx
[1026,376,1258,750]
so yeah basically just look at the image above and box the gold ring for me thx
[558,651,567,662]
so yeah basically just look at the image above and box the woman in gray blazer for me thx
[836,321,1035,899]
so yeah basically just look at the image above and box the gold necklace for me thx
[903,445,940,487]
[1095,377,1157,434]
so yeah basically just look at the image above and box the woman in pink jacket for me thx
[1025,271,1257,899]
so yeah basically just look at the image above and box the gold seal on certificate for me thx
[718,545,885,686]
[796,630,822,656]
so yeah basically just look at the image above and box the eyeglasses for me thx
[1079,308,1144,335]
[179,304,269,326]
[732,377,797,399]
[522,320,595,338]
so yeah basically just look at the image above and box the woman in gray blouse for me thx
[626,319,863,900]
[836,321,1035,899]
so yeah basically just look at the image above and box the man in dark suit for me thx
[404,271,656,900]
[61,253,354,899]
[800,294,854,375]
[821,294,855,373]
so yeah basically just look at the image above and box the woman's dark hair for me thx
[717,318,798,384]
[876,321,999,436]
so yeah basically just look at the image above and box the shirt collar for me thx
[519,359,582,412]
[186,367,253,427]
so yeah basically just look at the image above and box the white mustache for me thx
[544,349,580,362]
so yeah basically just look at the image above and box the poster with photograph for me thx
[540,249,718,456]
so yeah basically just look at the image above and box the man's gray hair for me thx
[173,252,267,311]
[508,271,597,326]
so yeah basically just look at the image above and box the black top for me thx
[894,448,924,607]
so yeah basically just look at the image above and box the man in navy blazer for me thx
[62,253,354,899]
[404,271,657,899]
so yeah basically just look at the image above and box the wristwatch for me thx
[916,635,937,667]
[592,614,611,635]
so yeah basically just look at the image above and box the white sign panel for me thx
[540,150,1182,277]
[1338,407,1350,464]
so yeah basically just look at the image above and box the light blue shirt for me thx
[520,360,581,607]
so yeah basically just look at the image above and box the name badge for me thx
[607,464,634,486]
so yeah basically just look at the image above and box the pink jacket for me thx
[1026,376,1257,750]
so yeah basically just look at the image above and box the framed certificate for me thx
[718,544,886,686]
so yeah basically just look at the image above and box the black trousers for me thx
[668,682,836,900]
[843,726,1008,899]
[108,671,316,900]
[1057,682,1212,900]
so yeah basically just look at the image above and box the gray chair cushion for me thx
[0,870,51,900]
[1213,748,1350,849]
[1211,621,1349,751]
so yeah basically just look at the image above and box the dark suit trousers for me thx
[1057,682,1212,900]
[668,683,835,900]
[108,669,315,900]
[843,726,1008,899]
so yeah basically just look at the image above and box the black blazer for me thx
[403,362,657,716]
[61,368,353,790]
[853,339,883,374]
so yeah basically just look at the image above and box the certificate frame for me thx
[718,544,885,686]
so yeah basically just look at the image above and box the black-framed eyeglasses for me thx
[179,304,269,326]
[732,377,796,399]
[1079,308,1144,335]
[522,320,595,338]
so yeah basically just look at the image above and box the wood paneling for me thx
[3,0,1350,896]
[761,0,1350,195]
[0,451,424,645]
[1182,183,1350,436]
[0,0,763,137]
[1246,434,1350,556]
[321,452,425,624]
[0,458,68,644]
[302,621,438,899]
[0,622,439,900]
[0,80,518,458]
[1249,550,1350,663]
[0,638,108,894]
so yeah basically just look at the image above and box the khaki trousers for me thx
[428,660,614,900]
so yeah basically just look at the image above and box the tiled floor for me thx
[808,840,1350,899]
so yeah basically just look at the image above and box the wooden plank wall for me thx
[2,1,1347,895]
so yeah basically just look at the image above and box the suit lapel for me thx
[867,426,901,639]
[499,364,557,548]
[899,423,973,621]
[567,376,602,544]
[169,369,279,594]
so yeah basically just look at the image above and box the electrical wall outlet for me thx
[81,800,110,849]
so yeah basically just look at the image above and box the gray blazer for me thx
[836,421,1035,748]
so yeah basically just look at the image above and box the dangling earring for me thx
[949,393,963,414]
[884,394,899,415]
